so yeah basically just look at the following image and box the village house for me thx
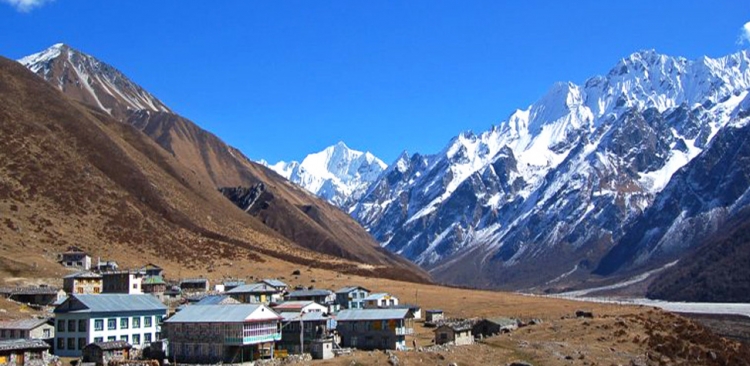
[334,286,370,309]
[271,301,327,315]
[434,321,474,346]
[179,278,209,293]
[63,271,102,295]
[102,270,146,294]
[277,311,331,355]
[472,317,519,338]
[285,289,337,312]
[141,276,167,300]
[53,294,167,357]
[81,340,131,366]
[221,280,246,292]
[92,259,118,273]
[140,263,164,277]
[0,339,51,366]
[163,304,282,363]
[226,283,282,304]
[5,286,65,307]
[362,293,399,309]
[0,319,54,341]
[335,309,414,351]
[59,247,91,270]
[425,309,444,325]
[390,304,422,320]
[259,279,288,294]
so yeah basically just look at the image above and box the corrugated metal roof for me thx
[226,283,277,294]
[10,287,61,295]
[335,309,412,321]
[280,312,329,322]
[180,278,208,284]
[262,279,287,288]
[143,276,165,285]
[195,295,240,306]
[55,294,167,314]
[272,301,314,310]
[63,271,101,279]
[287,289,332,298]
[223,281,246,287]
[0,318,50,330]
[165,304,280,323]
[0,339,50,351]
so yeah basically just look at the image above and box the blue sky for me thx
[2,1,749,164]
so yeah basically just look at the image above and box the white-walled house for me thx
[362,293,399,309]
[53,294,167,357]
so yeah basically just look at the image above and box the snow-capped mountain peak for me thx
[263,142,387,209]
[18,43,171,120]
[352,49,750,290]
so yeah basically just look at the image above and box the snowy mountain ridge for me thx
[351,49,750,290]
[264,141,387,208]
[18,43,171,120]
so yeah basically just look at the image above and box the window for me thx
[94,337,103,343]
[107,319,116,330]
[120,318,129,329]
[67,337,75,350]
[94,319,104,331]
[43,329,51,338]
[94,287,100,294]
[133,334,140,345]
[120,335,128,343]
[57,320,65,332]
[78,320,87,332]
[57,338,65,350]
[132,317,140,328]
[144,316,152,328]
[78,337,86,350]
[68,320,76,332]
[144,333,152,344]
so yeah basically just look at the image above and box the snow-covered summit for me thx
[352,49,750,289]
[18,43,171,120]
[263,142,387,209]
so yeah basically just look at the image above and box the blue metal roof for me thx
[55,294,167,314]
[195,295,239,305]
[226,283,277,294]
[262,279,288,288]
[165,304,280,323]
[335,309,412,321]
[287,289,332,298]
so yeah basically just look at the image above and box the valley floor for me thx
[4,259,750,366]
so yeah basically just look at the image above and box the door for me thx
[15,352,24,366]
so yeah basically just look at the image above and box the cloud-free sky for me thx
[2,1,749,163]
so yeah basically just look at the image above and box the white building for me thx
[53,294,167,357]
[362,293,399,309]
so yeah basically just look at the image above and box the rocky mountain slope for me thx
[19,44,170,121]
[263,142,387,209]
[16,45,428,282]
[352,49,750,290]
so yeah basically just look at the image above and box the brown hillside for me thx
[0,56,425,283]
[126,110,419,270]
